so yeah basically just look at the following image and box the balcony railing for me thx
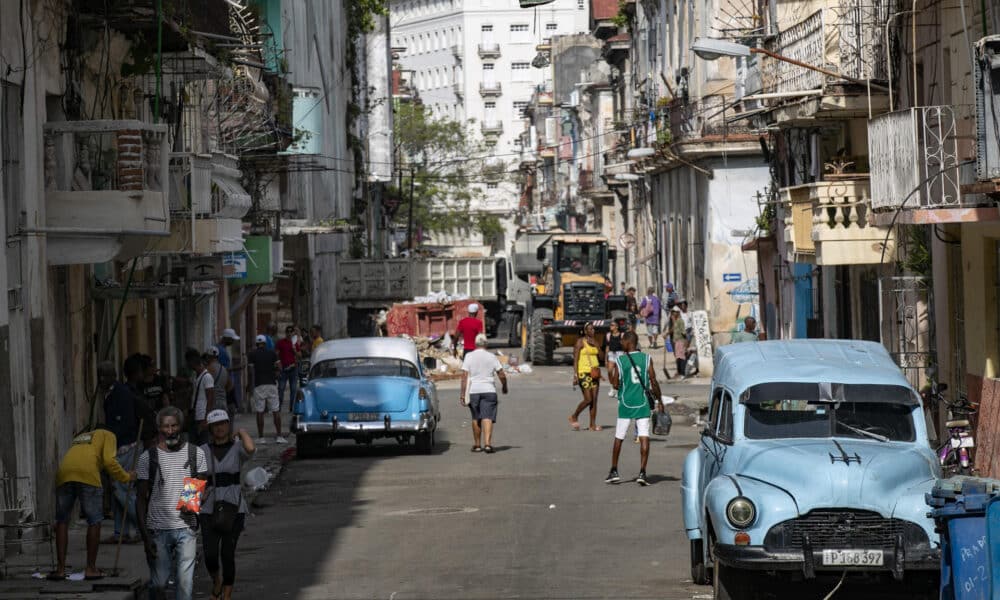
[782,178,895,265]
[868,105,979,212]
[669,95,752,143]
[479,82,502,97]
[481,121,504,135]
[478,43,501,58]
[762,1,891,94]
[42,120,170,264]
[453,80,464,96]
[451,44,462,60]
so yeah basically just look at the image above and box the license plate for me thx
[348,412,381,422]
[821,549,884,566]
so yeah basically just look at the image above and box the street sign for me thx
[723,273,742,283]
[223,252,248,279]
[186,256,224,281]
[729,279,759,304]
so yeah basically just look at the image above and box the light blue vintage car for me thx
[291,337,441,457]
[682,340,941,599]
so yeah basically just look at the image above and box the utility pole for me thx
[406,168,415,251]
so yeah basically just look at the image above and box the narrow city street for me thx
[223,354,938,600]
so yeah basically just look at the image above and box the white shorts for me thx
[253,384,280,413]
[615,417,651,440]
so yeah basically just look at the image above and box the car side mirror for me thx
[423,357,438,370]
[536,247,547,261]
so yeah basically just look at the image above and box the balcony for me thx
[667,95,757,153]
[808,178,896,265]
[42,120,170,265]
[519,148,538,169]
[781,185,816,263]
[479,82,503,97]
[763,6,890,95]
[481,121,504,136]
[451,45,463,61]
[603,34,630,67]
[591,0,619,39]
[453,80,464,97]
[478,43,501,58]
[868,105,994,224]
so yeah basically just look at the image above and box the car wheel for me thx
[415,429,435,454]
[713,560,751,600]
[690,539,709,585]
[508,315,521,348]
[296,434,325,459]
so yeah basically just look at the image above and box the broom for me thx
[111,418,143,577]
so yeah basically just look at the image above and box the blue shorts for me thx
[470,393,498,422]
[55,482,104,526]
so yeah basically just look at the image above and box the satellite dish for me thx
[618,232,636,249]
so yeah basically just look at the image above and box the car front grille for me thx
[563,283,606,320]
[763,510,929,551]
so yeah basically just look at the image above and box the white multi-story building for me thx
[390,0,590,235]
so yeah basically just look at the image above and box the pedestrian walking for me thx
[204,348,231,413]
[248,334,284,444]
[50,426,134,581]
[569,322,603,431]
[216,329,239,370]
[216,329,239,413]
[185,348,215,444]
[625,287,639,332]
[199,410,255,600]
[276,326,300,414]
[664,282,679,310]
[668,307,689,377]
[452,303,484,358]
[460,334,508,453]
[606,331,663,485]
[604,321,624,397]
[136,406,209,600]
[639,287,661,349]
[263,323,278,351]
[102,357,153,544]
[310,324,325,348]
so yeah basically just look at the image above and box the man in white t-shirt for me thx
[460,334,508,453]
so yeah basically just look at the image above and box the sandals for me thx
[471,446,483,453]
[45,572,66,581]
[484,446,495,453]
[569,416,580,431]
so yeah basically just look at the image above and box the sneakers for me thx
[605,468,621,484]
[256,437,269,445]
[636,471,649,486]
[608,389,616,397]
[274,436,288,444]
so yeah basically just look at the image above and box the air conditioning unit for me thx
[975,35,1000,180]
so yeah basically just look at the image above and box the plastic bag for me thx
[652,410,673,436]
[176,477,206,513]
[245,466,270,491]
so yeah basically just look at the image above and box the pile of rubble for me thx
[399,334,533,379]
[403,290,471,304]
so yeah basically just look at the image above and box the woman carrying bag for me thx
[200,410,256,600]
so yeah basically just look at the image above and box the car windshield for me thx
[556,243,603,275]
[743,382,917,441]
[310,358,419,380]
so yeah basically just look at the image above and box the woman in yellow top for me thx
[570,322,603,431]
[52,427,134,581]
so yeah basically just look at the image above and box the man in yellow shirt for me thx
[310,324,325,347]
[51,428,134,581]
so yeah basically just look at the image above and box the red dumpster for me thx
[386,299,483,339]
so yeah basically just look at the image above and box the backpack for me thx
[147,442,199,494]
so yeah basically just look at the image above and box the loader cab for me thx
[536,238,615,321]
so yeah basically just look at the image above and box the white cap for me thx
[671,306,682,312]
[221,328,240,340]
[204,346,220,358]
[475,333,488,347]
[468,303,479,313]
[206,409,230,425]
[255,334,267,344]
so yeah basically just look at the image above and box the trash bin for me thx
[926,476,1000,600]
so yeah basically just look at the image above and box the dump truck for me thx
[513,232,627,365]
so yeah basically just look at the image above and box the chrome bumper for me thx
[292,414,433,435]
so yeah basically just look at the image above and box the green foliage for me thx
[755,203,775,234]
[476,214,505,247]
[900,226,931,276]
[392,103,488,235]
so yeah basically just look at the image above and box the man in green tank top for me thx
[606,331,662,485]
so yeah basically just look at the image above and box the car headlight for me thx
[726,497,756,528]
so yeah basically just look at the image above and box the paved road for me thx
[224,360,938,600]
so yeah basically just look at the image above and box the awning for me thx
[211,172,252,219]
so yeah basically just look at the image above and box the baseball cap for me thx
[206,409,230,425]
[221,328,240,340]
[255,334,267,344]
[204,346,220,358]
[468,303,479,313]
[671,306,682,312]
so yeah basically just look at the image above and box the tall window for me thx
[511,62,530,70]
[1,81,22,237]
[577,0,584,9]
[546,23,558,32]
[510,24,529,32]
[513,100,529,115]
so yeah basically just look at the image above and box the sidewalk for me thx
[0,411,291,599]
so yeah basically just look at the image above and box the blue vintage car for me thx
[681,340,941,599]
[291,337,441,456]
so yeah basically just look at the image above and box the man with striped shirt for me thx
[136,407,208,600]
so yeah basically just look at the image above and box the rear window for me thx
[310,358,419,379]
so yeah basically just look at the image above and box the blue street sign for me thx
[723,273,742,283]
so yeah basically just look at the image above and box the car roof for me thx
[713,339,911,394]
[312,337,420,365]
